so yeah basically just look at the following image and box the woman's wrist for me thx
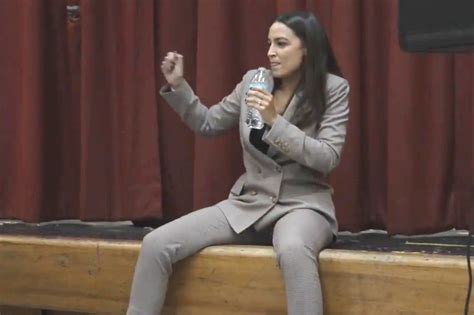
[170,78,184,90]
[268,114,278,126]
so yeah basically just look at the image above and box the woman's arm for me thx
[160,72,249,137]
[159,51,250,136]
[263,77,350,174]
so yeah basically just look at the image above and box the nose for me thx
[267,44,276,58]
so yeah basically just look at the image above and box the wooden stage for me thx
[0,221,472,314]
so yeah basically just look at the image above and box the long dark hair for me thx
[274,11,342,126]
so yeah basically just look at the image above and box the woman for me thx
[127,11,349,315]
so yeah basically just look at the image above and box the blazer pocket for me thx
[229,175,246,196]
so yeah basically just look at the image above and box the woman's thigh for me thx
[142,206,255,262]
[272,209,333,255]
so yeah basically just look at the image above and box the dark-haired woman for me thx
[127,11,350,315]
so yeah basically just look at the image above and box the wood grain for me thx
[0,306,41,315]
[0,235,471,314]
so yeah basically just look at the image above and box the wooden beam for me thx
[0,235,471,314]
[321,251,471,315]
[163,246,286,315]
[0,236,138,314]
[0,306,41,315]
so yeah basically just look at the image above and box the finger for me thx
[175,55,183,67]
[161,64,171,74]
[245,95,263,104]
[247,90,272,102]
[245,96,259,106]
[246,102,263,110]
[249,87,271,96]
[161,58,173,66]
[163,52,176,64]
[245,96,267,109]
[250,103,266,111]
[172,51,180,62]
[258,100,269,109]
[161,61,173,73]
[161,60,174,73]
[160,61,168,70]
[164,56,176,66]
[247,88,269,98]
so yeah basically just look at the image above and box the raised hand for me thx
[161,51,184,89]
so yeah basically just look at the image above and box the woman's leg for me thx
[272,210,334,315]
[127,206,253,315]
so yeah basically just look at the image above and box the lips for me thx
[270,62,280,68]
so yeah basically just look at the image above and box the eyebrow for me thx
[268,37,289,41]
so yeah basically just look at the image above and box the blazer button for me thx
[275,166,281,172]
[270,196,277,203]
[257,167,262,174]
[251,191,258,196]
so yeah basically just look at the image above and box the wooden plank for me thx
[44,311,91,315]
[321,251,472,315]
[0,306,92,315]
[0,306,42,315]
[164,246,286,315]
[0,235,472,314]
[0,236,138,314]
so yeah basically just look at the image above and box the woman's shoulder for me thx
[326,73,349,90]
[326,73,350,101]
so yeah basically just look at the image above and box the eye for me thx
[277,41,287,47]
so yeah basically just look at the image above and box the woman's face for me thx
[267,22,305,79]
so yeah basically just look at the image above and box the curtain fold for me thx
[0,0,471,235]
[0,0,162,222]
[0,0,69,221]
[153,0,197,221]
[77,0,161,220]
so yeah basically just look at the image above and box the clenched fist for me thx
[161,51,184,89]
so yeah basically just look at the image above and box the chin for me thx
[270,69,284,78]
[272,67,302,80]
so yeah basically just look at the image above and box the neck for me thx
[280,70,302,94]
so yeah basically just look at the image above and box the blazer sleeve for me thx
[263,77,350,174]
[159,72,250,137]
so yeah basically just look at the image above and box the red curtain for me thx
[0,0,472,235]
[0,0,162,222]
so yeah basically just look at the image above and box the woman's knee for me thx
[272,210,333,266]
[140,228,178,271]
[141,229,163,252]
[274,237,317,266]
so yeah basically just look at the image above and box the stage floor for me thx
[0,220,470,256]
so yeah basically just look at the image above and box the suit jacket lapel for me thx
[266,91,304,158]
